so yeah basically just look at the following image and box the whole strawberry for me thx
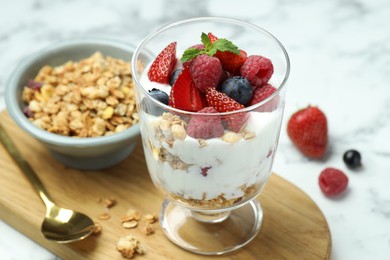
[287,106,328,159]
[190,54,222,93]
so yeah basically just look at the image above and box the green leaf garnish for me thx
[181,48,202,63]
[180,32,241,63]
[212,39,240,55]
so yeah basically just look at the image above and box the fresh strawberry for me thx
[169,67,207,112]
[190,54,222,93]
[287,106,328,159]
[215,50,247,75]
[207,32,247,74]
[187,107,224,139]
[207,32,218,43]
[206,88,248,132]
[148,42,177,84]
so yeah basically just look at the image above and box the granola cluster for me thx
[21,52,139,137]
[116,235,146,259]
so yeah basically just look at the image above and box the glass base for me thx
[160,199,263,255]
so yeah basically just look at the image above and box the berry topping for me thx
[207,32,247,74]
[240,55,274,89]
[319,167,348,196]
[142,88,169,116]
[206,88,248,132]
[248,83,279,112]
[149,88,169,104]
[220,76,253,106]
[343,149,362,169]
[187,107,224,139]
[169,69,182,86]
[190,54,222,93]
[248,84,277,106]
[148,42,177,84]
[216,49,247,75]
[207,32,218,43]
[169,67,207,112]
[287,106,328,159]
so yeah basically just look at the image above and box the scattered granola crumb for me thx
[98,212,111,220]
[141,223,155,235]
[116,235,146,259]
[121,209,141,222]
[92,222,102,235]
[143,213,158,224]
[122,220,138,229]
[102,197,117,208]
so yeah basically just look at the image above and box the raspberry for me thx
[187,107,224,139]
[319,168,348,196]
[248,83,277,106]
[240,55,274,89]
[190,54,222,93]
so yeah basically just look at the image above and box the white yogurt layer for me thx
[139,64,282,202]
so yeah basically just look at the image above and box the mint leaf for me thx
[181,48,202,63]
[213,39,240,54]
[180,32,241,63]
[201,32,211,48]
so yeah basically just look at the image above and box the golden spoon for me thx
[0,123,95,243]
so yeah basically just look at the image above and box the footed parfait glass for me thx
[131,17,290,255]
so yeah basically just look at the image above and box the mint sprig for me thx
[181,32,240,63]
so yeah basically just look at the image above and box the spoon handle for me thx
[0,123,54,206]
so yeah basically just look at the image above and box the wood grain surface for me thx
[0,111,331,260]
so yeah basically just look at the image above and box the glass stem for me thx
[191,210,231,223]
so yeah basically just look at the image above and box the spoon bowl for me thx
[0,123,95,243]
[42,205,95,243]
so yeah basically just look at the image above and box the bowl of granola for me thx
[5,38,140,170]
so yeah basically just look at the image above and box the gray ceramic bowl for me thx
[5,38,140,170]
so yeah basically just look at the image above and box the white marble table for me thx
[1,0,389,259]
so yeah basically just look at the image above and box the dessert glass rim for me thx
[131,16,290,116]
[5,37,140,147]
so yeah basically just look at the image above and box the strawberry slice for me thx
[207,32,219,43]
[207,33,247,74]
[148,42,177,84]
[169,67,207,112]
[205,88,248,132]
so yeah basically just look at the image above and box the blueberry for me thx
[343,149,362,169]
[169,69,182,86]
[220,76,253,105]
[143,88,169,116]
[149,88,169,104]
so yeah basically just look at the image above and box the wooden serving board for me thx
[0,111,331,260]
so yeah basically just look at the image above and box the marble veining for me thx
[1,0,390,259]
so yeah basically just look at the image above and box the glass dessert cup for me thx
[131,17,290,255]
